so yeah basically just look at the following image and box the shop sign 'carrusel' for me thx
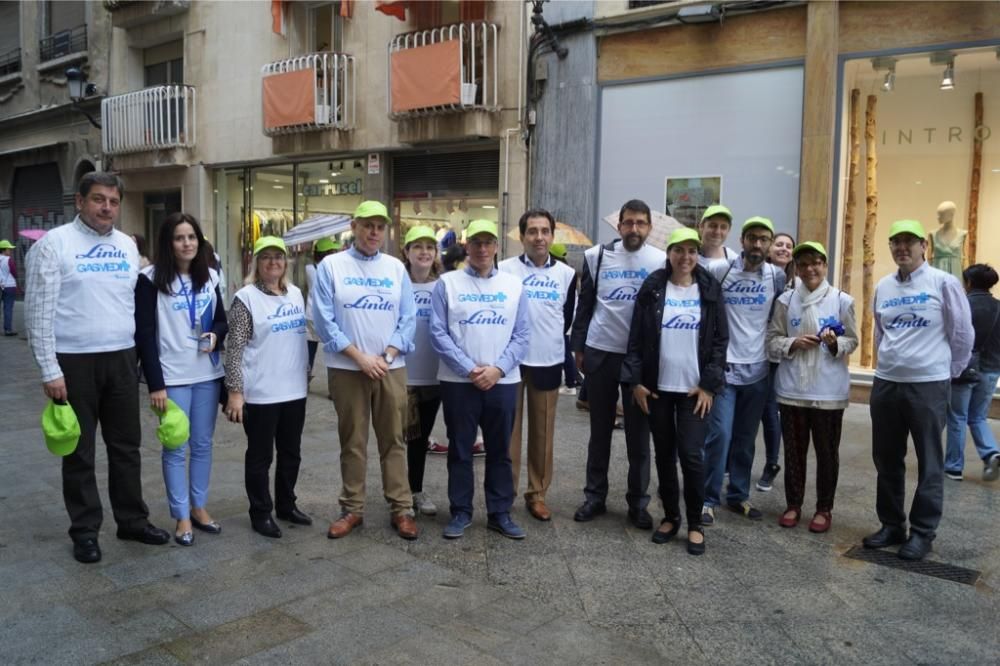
[302,179,364,197]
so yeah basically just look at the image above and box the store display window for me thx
[394,194,499,254]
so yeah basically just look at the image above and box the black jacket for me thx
[621,263,728,395]
[968,290,1000,372]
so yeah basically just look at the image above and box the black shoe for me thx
[687,527,706,556]
[3,331,16,337]
[755,463,781,492]
[651,518,680,544]
[573,500,607,522]
[628,507,654,530]
[190,516,222,534]
[72,538,101,563]
[862,525,907,549]
[898,533,933,561]
[116,524,170,545]
[276,508,313,526]
[251,516,282,538]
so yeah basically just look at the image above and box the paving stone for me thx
[350,631,507,666]
[159,608,313,664]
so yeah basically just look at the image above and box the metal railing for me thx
[101,85,197,155]
[39,25,87,62]
[261,52,356,135]
[387,22,499,119]
[0,47,21,77]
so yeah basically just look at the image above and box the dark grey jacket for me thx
[967,290,1000,372]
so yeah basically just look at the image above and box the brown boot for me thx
[327,512,363,539]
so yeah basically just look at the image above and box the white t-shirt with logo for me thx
[498,256,575,367]
[407,279,439,386]
[234,284,308,404]
[774,287,853,402]
[658,282,701,393]
[712,259,782,365]
[0,255,16,288]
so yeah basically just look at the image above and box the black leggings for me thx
[407,387,441,493]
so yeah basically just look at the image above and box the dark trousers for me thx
[648,392,706,528]
[307,340,318,375]
[407,386,441,493]
[563,335,579,388]
[440,381,516,518]
[780,405,844,512]
[761,364,782,466]
[2,287,14,333]
[243,398,306,520]
[869,378,948,538]
[582,346,651,510]
[58,349,149,541]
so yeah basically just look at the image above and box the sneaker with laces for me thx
[427,437,449,454]
[983,453,1000,482]
[558,386,578,396]
[755,463,781,492]
[726,500,763,521]
[412,492,437,516]
[945,470,964,481]
[443,513,472,539]
[701,505,715,526]
[472,440,486,456]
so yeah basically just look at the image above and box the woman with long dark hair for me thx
[135,213,228,546]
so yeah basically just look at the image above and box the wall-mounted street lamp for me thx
[65,66,101,128]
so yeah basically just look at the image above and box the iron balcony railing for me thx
[0,47,21,77]
[260,52,356,135]
[101,85,196,155]
[39,25,87,62]
[387,21,499,119]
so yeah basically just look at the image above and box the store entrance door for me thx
[144,190,182,258]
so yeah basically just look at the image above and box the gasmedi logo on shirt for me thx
[790,315,839,329]
[74,243,131,277]
[343,276,394,289]
[458,292,507,303]
[880,292,932,330]
[600,268,649,281]
[457,290,510,326]
[267,301,306,333]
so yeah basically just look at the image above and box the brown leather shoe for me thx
[527,500,552,522]
[391,513,419,540]
[327,512,363,539]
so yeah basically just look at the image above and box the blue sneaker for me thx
[487,513,526,540]
[443,513,472,539]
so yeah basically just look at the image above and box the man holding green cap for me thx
[864,219,973,561]
[0,239,17,335]
[698,205,739,270]
[702,216,785,526]
[313,200,419,541]
[25,172,169,563]
[430,218,530,539]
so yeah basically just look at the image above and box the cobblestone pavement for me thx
[1,330,997,664]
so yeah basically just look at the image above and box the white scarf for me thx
[795,279,830,389]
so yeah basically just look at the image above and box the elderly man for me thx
[25,172,169,563]
[499,209,577,521]
[570,199,666,529]
[313,200,418,541]
[863,219,973,561]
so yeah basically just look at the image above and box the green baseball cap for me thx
[354,200,391,222]
[700,205,733,223]
[0,239,14,249]
[742,216,775,235]
[667,227,702,249]
[253,235,287,256]
[41,401,81,457]
[792,241,827,259]
[404,225,437,247]
[314,237,339,253]
[466,219,498,239]
[549,243,567,259]
[151,399,190,450]
[888,219,927,240]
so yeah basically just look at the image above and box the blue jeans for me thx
[760,364,781,466]
[164,379,221,520]
[2,287,15,333]
[703,377,769,507]
[946,371,1000,473]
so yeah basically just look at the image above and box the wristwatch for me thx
[383,351,396,365]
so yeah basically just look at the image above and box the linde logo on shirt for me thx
[605,286,638,301]
[724,279,768,306]
[414,289,432,318]
[663,314,700,330]
[458,292,507,303]
[883,312,931,330]
[522,274,560,302]
[266,302,306,333]
[459,309,508,326]
[881,292,930,309]
[343,276,394,289]
[343,294,395,311]
[600,268,649,281]
[74,243,131,274]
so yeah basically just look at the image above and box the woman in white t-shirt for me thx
[622,228,729,556]
[135,214,228,547]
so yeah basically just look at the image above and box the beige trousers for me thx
[510,375,558,502]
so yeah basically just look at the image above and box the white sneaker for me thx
[984,453,1000,482]
[558,386,578,396]
[413,492,438,516]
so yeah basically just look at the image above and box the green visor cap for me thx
[152,399,190,449]
[354,200,391,222]
[742,216,775,235]
[549,243,567,259]
[253,235,287,256]
[888,219,927,240]
[42,401,81,456]
[466,219,499,239]
[0,239,15,249]
[404,225,437,246]
[314,237,339,253]
[700,205,733,223]
[792,241,827,259]
[667,227,702,250]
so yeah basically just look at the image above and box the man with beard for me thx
[571,199,666,528]
[863,219,972,561]
[702,217,785,526]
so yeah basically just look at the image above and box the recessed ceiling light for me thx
[318,179,329,183]
[482,205,496,209]
[272,185,284,189]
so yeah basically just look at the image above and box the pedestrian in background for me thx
[304,237,340,386]
[0,239,17,336]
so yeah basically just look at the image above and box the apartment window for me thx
[38,0,86,62]
[0,1,19,76]
[308,2,343,53]
[628,0,676,7]
[144,40,184,85]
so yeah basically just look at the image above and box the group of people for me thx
[22,172,997,566]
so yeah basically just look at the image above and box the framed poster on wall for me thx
[665,176,723,228]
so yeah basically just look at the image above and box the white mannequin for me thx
[928,201,966,281]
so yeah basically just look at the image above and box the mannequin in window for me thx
[929,201,967,281]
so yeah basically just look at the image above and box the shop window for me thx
[296,159,365,223]
[308,2,343,53]
[394,196,499,252]
[835,46,1000,369]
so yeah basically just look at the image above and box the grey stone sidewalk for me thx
[1,330,998,665]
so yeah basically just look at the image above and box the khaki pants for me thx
[329,367,412,516]
[510,376,558,502]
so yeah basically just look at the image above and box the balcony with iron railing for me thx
[0,47,21,79]
[101,85,196,158]
[261,52,356,136]
[39,25,87,63]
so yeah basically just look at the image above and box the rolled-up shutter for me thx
[393,149,499,194]
[12,163,65,290]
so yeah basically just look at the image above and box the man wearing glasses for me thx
[863,219,972,561]
[702,217,785,526]
[571,199,666,529]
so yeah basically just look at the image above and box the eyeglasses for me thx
[258,253,285,262]
[468,238,497,248]
[889,236,923,248]
[620,219,650,229]
[745,234,773,245]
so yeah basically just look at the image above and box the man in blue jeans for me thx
[702,217,785,525]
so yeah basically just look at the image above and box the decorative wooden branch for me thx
[842,88,861,294]
[861,94,879,368]
[968,91,983,264]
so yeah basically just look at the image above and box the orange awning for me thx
[375,1,407,21]
[262,69,315,129]
[390,39,461,113]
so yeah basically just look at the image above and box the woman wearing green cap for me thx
[135,213,228,546]
[0,239,18,336]
[224,235,311,539]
